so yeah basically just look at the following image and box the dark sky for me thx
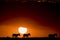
[0,3,60,37]
[0,0,60,2]
[0,4,60,27]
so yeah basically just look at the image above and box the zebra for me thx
[48,33,57,38]
[23,33,31,38]
[12,33,20,38]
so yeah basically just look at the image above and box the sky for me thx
[0,0,60,2]
[0,3,60,37]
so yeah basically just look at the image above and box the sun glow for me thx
[18,27,27,34]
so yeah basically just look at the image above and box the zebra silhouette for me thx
[23,33,31,38]
[48,33,57,38]
[12,33,20,38]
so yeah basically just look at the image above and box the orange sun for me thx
[18,27,27,34]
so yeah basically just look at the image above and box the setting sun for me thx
[18,27,27,34]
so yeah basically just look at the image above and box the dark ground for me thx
[0,37,60,40]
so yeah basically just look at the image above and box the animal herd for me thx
[12,33,57,38]
[12,33,31,38]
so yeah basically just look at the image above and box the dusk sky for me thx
[0,0,60,2]
[0,3,60,37]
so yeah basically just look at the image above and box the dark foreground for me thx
[0,37,60,40]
